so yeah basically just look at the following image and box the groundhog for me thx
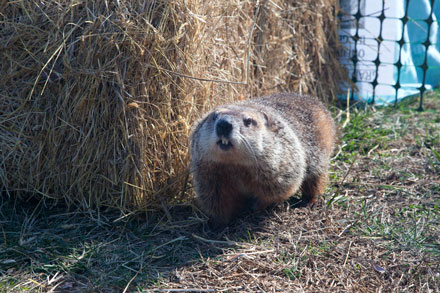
[190,92,336,229]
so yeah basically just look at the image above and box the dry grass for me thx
[1,91,439,292]
[0,0,347,212]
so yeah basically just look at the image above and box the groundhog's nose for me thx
[216,118,233,137]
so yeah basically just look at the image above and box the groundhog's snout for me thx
[215,117,233,151]
[216,118,232,137]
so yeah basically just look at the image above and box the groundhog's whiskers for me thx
[237,132,258,165]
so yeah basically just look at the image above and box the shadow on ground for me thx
[0,194,308,291]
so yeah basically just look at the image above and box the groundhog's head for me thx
[191,105,272,165]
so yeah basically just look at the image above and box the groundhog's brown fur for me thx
[190,93,336,229]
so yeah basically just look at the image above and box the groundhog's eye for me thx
[243,117,253,127]
[211,113,218,121]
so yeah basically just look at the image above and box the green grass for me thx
[1,90,440,291]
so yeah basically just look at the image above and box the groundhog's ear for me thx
[262,112,272,127]
[262,112,280,132]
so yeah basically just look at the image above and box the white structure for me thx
[339,0,440,106]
